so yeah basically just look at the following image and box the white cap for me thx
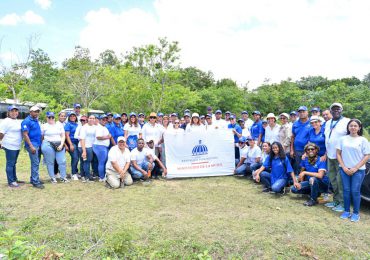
[266,113,276,119]
[30,106,41,112]
[192,113,200,118]
[117,136,126,143]
[310,115,320,122]
[279,113,290,119]
[330,102,343,110]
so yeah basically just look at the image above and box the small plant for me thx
[0,229,44,260]
[197,250,212,260]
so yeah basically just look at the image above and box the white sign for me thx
[164,129,235,178]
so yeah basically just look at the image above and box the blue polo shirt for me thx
[263,156,293,185]
[250,121,263,140]
[228,123,242,143]
[109,123,124,143]
[300,157,329,184]
[261,127,266,142]
[308,128,326,156]
[292,119,311,152]
[21,115,41,148]
[64,121,79,144]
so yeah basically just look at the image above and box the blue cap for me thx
[184,112,190,117]
[171,113,178,117]
[262,120,268,124]
[225,111,231,115]
[311,107,320,112]
[184,109,190,113]
[106,112,113,116]
[200,115,205,119]
[298,106,308,112]
[229,115,235,119]
[247,136,257,141]
[241,111,248,115]
[157,112,164,117]
[215,109,222,114]
[239,136,247,143]
[252,111,261,115]
[207,106,212,111]
[68,111,77,117]
[113,114,121,119]
[74,103,81,108]
[46,111,55,117]
[205,113,212,118]
[7,105,19,111]
[99,114,108,119]
[290,111,298,116]
[138,113,145,117]
[237,118,244,122]
[129,112,136,117]
[121,112,127,116]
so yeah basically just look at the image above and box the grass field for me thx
[1,149,370,259]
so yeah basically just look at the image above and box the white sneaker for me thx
[72,174,79,181]
[99,178,105,182]
[51,178,57,184]
[55,173,61,179]
[60,178,70,183]
[81,177,86,183]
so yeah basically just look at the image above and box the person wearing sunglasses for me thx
[65,112,80,180]
[138,113,146,128]
[0,105,23,188]
[308,115,326,160]
[21,106,44,189]
[290,143,329,206]
[80,115,97,182]
[41,111,69,183]
[74,115,87,179]
[124,113,142,151]
[142,112,163,157]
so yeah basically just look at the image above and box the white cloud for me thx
[35,0,51,10]
[79,0,370,87]
[0,11,44,26]
[0,13,21,26]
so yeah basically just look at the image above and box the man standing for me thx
[250,111,263,146]
[228,115,242,159]
[321,109,332,129]
[105,136,133,189]
[241,111,253,130]
[21,106,44,189]
[213,110,228,129]
[74,103,82,121]
[324,103,350,212]
[290,106,311,175]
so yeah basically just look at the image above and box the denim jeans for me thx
[130,161,154,180]
[260,171,287,192]
[235,162,262,176]
[68,142,79,175]
[79,147,93,178]
[290,177,329,201]
[340,169,365,214]
[328,158,343,204]
[4,148,20,184]
[25,146,41,185]
[293,150,304,175]
[92,144,109,179]
[41,141,66,179]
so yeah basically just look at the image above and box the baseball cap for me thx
[171,113,178,117]
[138,113,145,117]
[215,109,222,114]
[192,113,200,118]
[184,109,190,113]
[229,115,236,119]
[310,115,320,122]
[7,105,19,111]
[237,118,244,122]
[330,102,343,110]
[239,136,247,143]
[290,111,298,116]
[129,112,137,117]
[262,120,268,124]
[157,112,164,117]
[225,111,231,115]
[99,114,108,119]
[298,106,308,112]
[200,115,205,119]
[46,111,55,117]
[252,111,261,116]
[68,111,77,117]
[106,112,113,117]
[74,103,81,108]
[117,136,126,142]
[184,112,190,117]
[241,111,249,115]
[205,113,212,118]
[207,106,212,111]
[311,107,320,112]
[113,114,121,119]
[30,106,40,112]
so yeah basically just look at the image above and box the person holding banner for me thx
[124,113,142,151]
[130,138,154,180]
[228,115,242,159]
[142,112,163,156]
[254,142,294,194]
[185,113,206,133]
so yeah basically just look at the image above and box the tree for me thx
[96,49,120,68]
[178,67,214,91]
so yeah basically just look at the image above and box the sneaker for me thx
[350,213,360,222]
[303,199,317,206]
[262,188,271,193]
[322,193,330,201]
[50,178,57,184]
[340,211,351,219]
[16,180,26,184]
[332,204,345,212]
[9,182,20,188]
[99,178,105,182]
[32,183,45,189]
[325,201,338,208]
[72,174,79,181]
[55,173,61,179]
[81,177,86,183]
[60,178,70,183]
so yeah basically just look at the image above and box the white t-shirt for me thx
[74,124,83,147]
[124,123,142,137]
[0,118,22,150]
[244,118,254,131]
[242,145,262,164]
[261,152,269,163]
[106,145,131,171]
[239,145,248,161]
[79,124,96,148]
[42,122,65,142]
[130,147,151,165]
[213,119,228,129]
[185,124,206,133]
[142,123,163,146]
[94,124,110,147]
[325,117,350,159]
[241,127,251,138]
[264,124,281,144]
[337,136,370,170]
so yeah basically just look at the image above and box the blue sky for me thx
[1,0,370,87]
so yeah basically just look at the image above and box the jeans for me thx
[260,171,287,192]
[68,142,79,175]
[290,177,329,201]
[92,144,109,179]
[293,150,304,175]
[79,147,93,178]
[340,169,365,214]
[130,161,154,180]
[328,158,343,204]
[235,162,262,176]
[41,141,66,179]
[25,146,41,185]
[4,148,20,184]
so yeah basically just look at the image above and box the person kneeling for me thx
[130,138,154,181]
[146,140,167,178]
[290,143,329,206]
[105,137,133,189]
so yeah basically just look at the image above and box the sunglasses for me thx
[174,122,180,124]
[80,120,86,122]
[306,148,316,151]
[310,121,319,124]
[149,116,156,119]
[48,116,55,119]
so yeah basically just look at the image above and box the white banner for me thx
[164,129,235,178]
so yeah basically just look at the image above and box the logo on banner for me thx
[192,140,208,156]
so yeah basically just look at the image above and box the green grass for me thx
[1,149,370,259]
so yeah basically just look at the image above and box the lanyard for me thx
[328,116,342,139]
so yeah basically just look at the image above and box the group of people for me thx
[0,102,369,222]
